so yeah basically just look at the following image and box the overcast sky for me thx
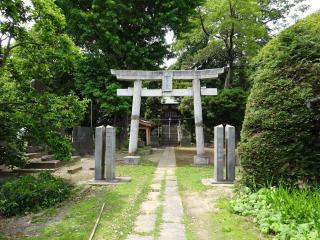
[301,0,320,16]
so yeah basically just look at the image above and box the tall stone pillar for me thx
[128,80,142,155]
[94,126,105,180]
[192,78,208,164]
[214,125,224,182]
[225,125,236,182]
[105,126,115,181]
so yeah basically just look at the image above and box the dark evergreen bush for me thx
[239,13,320,188]
[203,87,248,127]
[0,172,72,216]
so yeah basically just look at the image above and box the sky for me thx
[300,0,320,17]
[163,0,320,68]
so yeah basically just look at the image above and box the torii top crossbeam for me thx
[111,68,225,80]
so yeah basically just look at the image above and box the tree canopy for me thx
[0,0,88,167]
[56,0,204,119]
[173,0,307,88]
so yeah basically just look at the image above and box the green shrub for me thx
[0,172,72,216]
[0,74,27,168]
[231,186,320,239]
[239,13,320,188]
[203,87,248,127]
[47,132,72,161]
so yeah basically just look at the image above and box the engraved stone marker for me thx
[105,126,115,181]
[95,126,105,180]
[225,125,236,182]
[214,125,224,182]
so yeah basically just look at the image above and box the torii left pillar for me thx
[124,79,142,165]
[129,80,142,154]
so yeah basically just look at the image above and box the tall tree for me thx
[0,0,88,167]
[0,0,31,68]
[56,0,204,144]
[174,0,307,88]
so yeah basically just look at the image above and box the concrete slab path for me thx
[126,147,186,240]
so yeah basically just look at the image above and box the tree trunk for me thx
[225,1,235,89]
[224,28,235,88]
[225,60,234,88]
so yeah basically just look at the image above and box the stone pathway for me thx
[127,147,186,240]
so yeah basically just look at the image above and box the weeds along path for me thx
[175,153,268,240]
[127,147,186,240]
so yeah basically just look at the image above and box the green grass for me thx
[0,233,7,240]
[30,208,58,224]
[176,165,212,192]
[183,213,195,240]
[23,159,156,240]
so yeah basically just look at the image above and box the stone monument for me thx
[105,125,115,181]
[94,126,105,180]
[92,125,131,185]
[72,126,94,156]
[214,125,224,182]
[225,125,236,182]
[212,124,236,184]
[111,68,225,165]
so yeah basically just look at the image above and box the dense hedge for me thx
[0,172,72,216]
[239,13,320,188]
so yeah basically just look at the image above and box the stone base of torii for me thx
[111,68,225,165]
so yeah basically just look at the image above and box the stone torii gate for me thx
[111,68,224,165]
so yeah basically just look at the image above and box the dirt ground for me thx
[174,148,266,240]
[183,187,234,239]
[0,150,163,239]
[175,147,214,165]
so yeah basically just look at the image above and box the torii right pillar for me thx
[193,77,208,165]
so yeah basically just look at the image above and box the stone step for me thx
[67,166,82,174]
[26,145,45,153]
[13,168,56,173]
[25,159,61,169]
[71,155,81,162]
[25,152,43,159]
[41,154,55,161]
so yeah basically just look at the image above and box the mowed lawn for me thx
[26,160,156,240]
